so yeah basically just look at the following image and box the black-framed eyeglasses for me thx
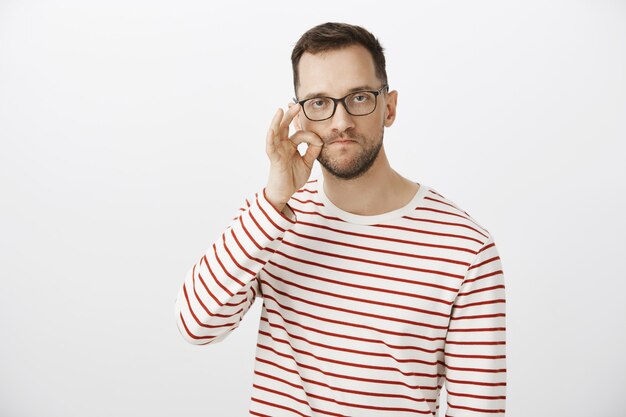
[292,84,389,122]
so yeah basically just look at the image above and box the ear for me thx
[383,90,398,128]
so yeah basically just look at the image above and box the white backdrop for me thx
[1,1,625,416]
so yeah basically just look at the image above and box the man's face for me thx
[294,44,398,180]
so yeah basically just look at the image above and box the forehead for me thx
[297,44,379,99]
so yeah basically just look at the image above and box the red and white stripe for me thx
[175,176,506,416]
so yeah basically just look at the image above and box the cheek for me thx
[301,120,325,137]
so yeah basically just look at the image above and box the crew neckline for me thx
[315,174,428,225]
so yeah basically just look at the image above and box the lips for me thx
[328,139,355,145]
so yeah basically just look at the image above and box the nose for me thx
[329,100,356,133]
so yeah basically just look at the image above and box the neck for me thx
[320,146,418,216]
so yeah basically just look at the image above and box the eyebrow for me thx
[300,85,377,101]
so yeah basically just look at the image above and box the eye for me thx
[350,92,374,104]
[310,99,329,108]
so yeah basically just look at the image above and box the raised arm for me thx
[174,187,297,345]
[174,101,323,346]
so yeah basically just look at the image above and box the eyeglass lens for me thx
[304,91,377,121]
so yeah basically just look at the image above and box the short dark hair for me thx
[291,22,388,98]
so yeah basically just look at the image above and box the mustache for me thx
[324,130,359,142]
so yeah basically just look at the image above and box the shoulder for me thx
[421,183,493,243]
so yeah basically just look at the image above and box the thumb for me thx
[302,141,323,168]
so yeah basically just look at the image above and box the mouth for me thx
[328,139,356,145]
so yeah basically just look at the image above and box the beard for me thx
[316,122,384,180]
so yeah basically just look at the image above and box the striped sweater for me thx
[174,174,507,416]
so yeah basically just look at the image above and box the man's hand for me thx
[264,102,324,211]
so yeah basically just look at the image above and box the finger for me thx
[288,130,323,169]
[266,126,275,156]
[269,108,283,147]
[293,110,302,132]
[302,137,323,169]
[287,129,324,148]
[278,103,301,140]
[278,104,295,140]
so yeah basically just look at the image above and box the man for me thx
[174,22,507,416]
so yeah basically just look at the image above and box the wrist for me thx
[263,188,287,212]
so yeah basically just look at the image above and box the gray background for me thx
[1,0,625,416]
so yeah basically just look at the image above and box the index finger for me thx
[279,102,301,140]
[269,108,284,146]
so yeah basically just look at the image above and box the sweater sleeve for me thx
[174,186,297,346]
[443,233,507,415]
